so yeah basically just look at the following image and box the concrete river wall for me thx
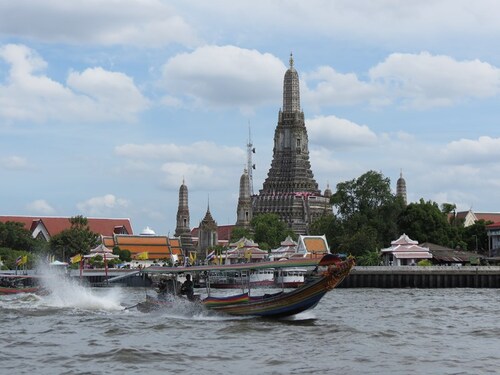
[339,266,500,288]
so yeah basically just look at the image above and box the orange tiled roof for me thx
[303,238,328,253]
[111,235,183,260]
[169,238,181,247]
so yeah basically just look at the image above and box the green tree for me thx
[0,221,37,251]
[309,213,344,251]
[251,213,296,250]
[326,170,404,257]
[397,199,459,247]
[49,216,99,262]
[356,248,381,266]
[229,226,253,243]
[462,219,491,255]
[112,246,132,262]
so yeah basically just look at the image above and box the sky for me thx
[2,0,500,235]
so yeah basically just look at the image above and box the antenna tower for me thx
[247,124,255,196]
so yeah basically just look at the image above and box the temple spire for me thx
[174,179,194,256]
[283,53,300,112]
[253,54,331,235]
[397,169,407,205]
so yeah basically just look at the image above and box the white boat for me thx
[275,268,307,288]
[249,268,275,286]
[207,268,275,288]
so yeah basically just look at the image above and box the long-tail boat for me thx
[0,275,41,295]
[139,254,354,318]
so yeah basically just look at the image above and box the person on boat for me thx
[157,278,168,299]
[180,274,194,300]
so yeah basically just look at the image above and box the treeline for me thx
[310,170,489,260]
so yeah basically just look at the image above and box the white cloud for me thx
[0,155,29,170]
[369,52,500,108]
[77,194,129,216]
[302,66,381,108]
[115,141,245,165]
[0,44,150,122]
[67,67,150,120]
[300,52,500,110]
[308,115,378,149]
[173,1,500,46]
[439,136,500,164]
[26,199,55,215]
[160,162,216,190]
[162,45,285,110]
[0,0,199,47]
[115,141,246,191]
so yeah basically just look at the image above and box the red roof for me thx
[474,213,500,223]
[487,222,500,230]
[0,216,133,237]
[455,211,500,224]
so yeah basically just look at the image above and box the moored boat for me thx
[275,268,307,288]
[209,268,275,289]
[0,275,41,295]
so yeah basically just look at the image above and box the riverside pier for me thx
[339,266,500,288]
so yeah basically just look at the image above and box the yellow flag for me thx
[244,249,252,261]
[70,254,82,264]
[189,252,196,262]
[18,255,28,265]
[136,252,148,260]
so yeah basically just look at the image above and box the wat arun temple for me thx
[250,54,332,234]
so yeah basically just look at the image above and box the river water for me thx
[1,274,498,375]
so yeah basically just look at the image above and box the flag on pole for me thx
[70,254,82,264]
[16,255,27,266]
[205,250,215,262]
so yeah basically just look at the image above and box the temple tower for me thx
[252,54,332,234]
[174,179,194,255]
[197,203,218,257]
[396,170,407,205]
[236,168,252,228]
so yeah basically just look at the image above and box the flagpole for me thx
[104,253,108,285]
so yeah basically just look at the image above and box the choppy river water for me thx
[1,275,498,374]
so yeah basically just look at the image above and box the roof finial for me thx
[289,52,294,68]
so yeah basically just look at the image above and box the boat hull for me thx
[0,286,40,295]
[203,258,355,318]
